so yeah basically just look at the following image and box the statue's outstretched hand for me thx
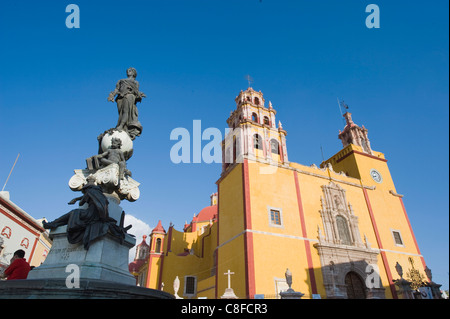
[107,92,116,102]
[68,197,81,205]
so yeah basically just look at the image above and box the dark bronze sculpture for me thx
[107,67,146,140]
[86,137,132,180]
[43,177,131,249]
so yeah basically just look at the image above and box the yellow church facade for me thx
[129,88,431,299]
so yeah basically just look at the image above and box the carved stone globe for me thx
[100,129,133,160]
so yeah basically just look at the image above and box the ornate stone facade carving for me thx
[318,182,364,247]
[69,164,140,202]
[314,181,385,299]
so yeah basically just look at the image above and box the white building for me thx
[0,191,51,274]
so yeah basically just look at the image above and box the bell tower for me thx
[338,112,373,155]
[222,87,288,172]
[149,220,166,254]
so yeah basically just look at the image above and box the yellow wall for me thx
[148,222,219,298]
[216,162,247,298]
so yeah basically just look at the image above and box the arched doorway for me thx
[345,271,366,299]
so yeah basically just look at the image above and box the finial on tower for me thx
[245,74,254,88]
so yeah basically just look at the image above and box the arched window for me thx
[252,113,258,123]
[345,272,366,299]
[254,97,260,105]
[270,139,279,154]
[336,215,352,245]
[264,116,270,126]
[155,238,162,253]
[253,134,263,150]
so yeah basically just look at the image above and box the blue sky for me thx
[0,1,448,290]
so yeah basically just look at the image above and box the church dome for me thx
[195,205,218,223]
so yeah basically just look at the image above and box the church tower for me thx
[145,220,166,289]
[222,87,288,172]
[321,111,428,298]
[338,112,373,155]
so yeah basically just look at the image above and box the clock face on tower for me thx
[370,169,383,183]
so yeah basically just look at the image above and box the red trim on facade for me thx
[145,253,164,289]
[201,226,212,258]
[242,160,256,298]
[399,198,427,269]
[362,188,398,299]
[0,205,41,237]
[0,198,44,233]
[166,225,173,256]
[28,237,39,264]
[293,171,318,295]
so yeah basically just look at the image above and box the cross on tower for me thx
[245,75,254,88]
[224,269,235,289]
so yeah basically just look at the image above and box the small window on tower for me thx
[254,97,260,105]
[264,116,270,125]
[391,230,404,247]
[252,113,258,123]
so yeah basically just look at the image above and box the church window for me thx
[336,215,352,245]
[252,113,258,123]
[253,134,263,150]
[184,276,197,296]
[155,238,162,253]
[264,116,270,125]
[345,272,366,299]
[391,230,404,246]
[270,139,279,154]
[254,97,260,105]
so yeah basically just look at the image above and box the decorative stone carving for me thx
[318,182,364,247]
[338,112,373,155]
[69,165,140,202]
[314,181,385,299]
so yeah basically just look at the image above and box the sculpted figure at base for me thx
[108,67,146,140]
[86,137,132,181]
[43,177,131,249]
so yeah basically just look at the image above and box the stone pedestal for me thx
[28,225,136,286]
[0,279,174,299]
[280,288,304,299]
[221,288,238,299]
